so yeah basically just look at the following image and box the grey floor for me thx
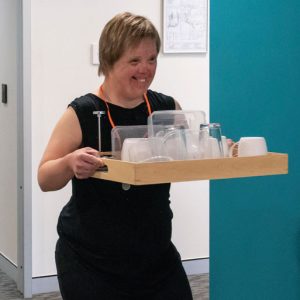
[0,268,208,300]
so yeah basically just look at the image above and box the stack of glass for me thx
[111,110,226,162]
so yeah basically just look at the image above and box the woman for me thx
[38,12,193,300]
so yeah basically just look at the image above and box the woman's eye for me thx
[149,57,157,64]
[130,59,139,65]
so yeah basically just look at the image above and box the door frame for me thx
[17,0,32,298]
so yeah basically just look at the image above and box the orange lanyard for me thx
[99,85,152,128]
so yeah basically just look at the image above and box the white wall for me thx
[31,0,209,276]
[0,0,18,265]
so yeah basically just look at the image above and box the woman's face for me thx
[107,38,158,101]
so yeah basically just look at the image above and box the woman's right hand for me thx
[38,107,102,191]
[69,147,104,179]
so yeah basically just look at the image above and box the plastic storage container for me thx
[147,110,206,137]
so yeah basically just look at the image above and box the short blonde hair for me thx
[98,12,161,76]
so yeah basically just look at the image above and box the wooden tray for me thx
[91,152,288,185]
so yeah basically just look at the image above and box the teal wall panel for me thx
[210,1,300,299]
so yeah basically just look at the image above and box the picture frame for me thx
[163,0,208,53]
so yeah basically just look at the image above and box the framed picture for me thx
[163,0,208,53]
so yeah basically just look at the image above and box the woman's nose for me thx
[137,61,147,72]
[138,61,154,73]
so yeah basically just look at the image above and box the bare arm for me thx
[174,99,182,110]
[38,107,104,192]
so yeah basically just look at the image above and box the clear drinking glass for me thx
[199,123,224,158]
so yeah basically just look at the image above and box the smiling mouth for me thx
[133,77,146,83]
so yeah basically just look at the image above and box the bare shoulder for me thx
[39,107,82,164]
[174,99,182,110]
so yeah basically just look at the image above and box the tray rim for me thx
[91,152,288,185]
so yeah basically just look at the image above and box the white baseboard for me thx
[32,275,59,295]
[31,258,209,295]
[183,258,209,275]
[0,253,18,283]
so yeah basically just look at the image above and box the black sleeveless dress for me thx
[55,91,193,300]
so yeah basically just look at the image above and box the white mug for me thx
[237,137,268,157]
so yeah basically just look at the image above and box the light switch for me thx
[91,44,99,65]
[2,84,7,103]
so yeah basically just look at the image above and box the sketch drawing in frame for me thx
[163,0,208,53]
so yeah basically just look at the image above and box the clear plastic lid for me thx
[147,110,206,137]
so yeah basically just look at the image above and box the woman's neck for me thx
[97,83,145,109]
